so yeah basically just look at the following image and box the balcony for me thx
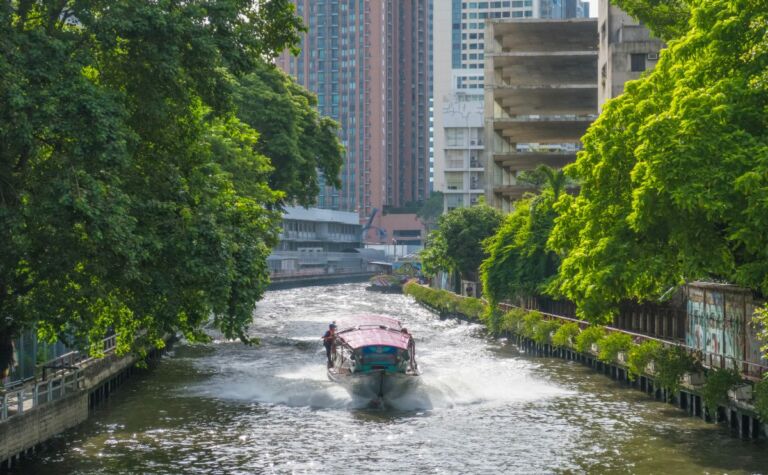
[493,151,577,171]
[492,117,594,144]
[493,84,597,116]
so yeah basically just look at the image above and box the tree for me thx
[481,168,563,307]
[416,191,444,232]
[234,61,344,207]
[612,0,691,41]
[0,0,311,373]
[548,0,768,323]
[421,203,503,281]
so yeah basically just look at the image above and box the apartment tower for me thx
[276,1,433,242]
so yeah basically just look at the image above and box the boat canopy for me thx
[336,315,402,332]
[337,328,411,351]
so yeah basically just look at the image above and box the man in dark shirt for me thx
[322,323,337,368]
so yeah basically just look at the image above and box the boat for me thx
[365,274,405,293]
[328,315,420,403]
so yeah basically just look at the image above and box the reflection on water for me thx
[16,284,768,474]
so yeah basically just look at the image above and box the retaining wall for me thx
[0,345,163,468]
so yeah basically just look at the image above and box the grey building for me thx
[597,0,664,110]
[269,207,384,277]
[433,0,589,213]
[484,18,598,211]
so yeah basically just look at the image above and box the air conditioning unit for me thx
[647,52,659,61]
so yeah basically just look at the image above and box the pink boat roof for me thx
[337,328,412,350]
[336,314,402,332]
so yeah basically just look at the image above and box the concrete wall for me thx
[1,349,142,466]
[0,391,88,464]
[597,0,664,110]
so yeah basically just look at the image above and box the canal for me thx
[17,284,768,474]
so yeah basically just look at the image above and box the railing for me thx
[1,370,83,421]
[0,333,119,422]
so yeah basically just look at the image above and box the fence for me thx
[0,334,118,422]
[499,302,768,381]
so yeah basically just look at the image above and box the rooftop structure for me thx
[484,18,598,211]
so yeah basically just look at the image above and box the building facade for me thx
[433,0,588,212]
[484,18,598,212]
[268,207,381,276]
[276,1,432,243]
[597,0,664,110]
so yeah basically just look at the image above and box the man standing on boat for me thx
[322,322,337,368]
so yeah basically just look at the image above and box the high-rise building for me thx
[276,1,432,242]
[433,0,588,212]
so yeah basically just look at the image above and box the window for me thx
[446,173,464,191]
[630,53,646,72]
[446,128,466,147]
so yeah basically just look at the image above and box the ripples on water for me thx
[18,284,768,474]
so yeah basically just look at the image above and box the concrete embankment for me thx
[512,334,767,439]
[268,272,374,290]
[0,343,168,469]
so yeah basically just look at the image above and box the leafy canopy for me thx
[548,0,768,323]
[481,166,565,307]
[420,202,503,280]
[613,0,691,41]
[0,0,337,364]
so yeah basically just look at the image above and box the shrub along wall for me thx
[403,283,768,427]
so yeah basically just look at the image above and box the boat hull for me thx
[328,369,419,401]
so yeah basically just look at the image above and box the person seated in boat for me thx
[322,323,337,368]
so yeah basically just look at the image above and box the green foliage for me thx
[420,232,452,278]
[755,377,768,422]
[521,312,544,339]
[234,62,343,207]
[481,194,559,308]
[532,320,561,345]
[597,333,632,363]
[0,0,316,360]
[551,322,581,348]
[458,297,487,321]
[496,308,528,336]
[753,305,768,362]
[548,0,768,323]
[654,346,698,395]
[574,326,606,354]
[402,282,484,321]
[627,340,662,380]
[701,369,743,414]
[416,192,445,232]
[612,0,691,40]
[421,203,503,281]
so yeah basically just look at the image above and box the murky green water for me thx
[15,284,768,474]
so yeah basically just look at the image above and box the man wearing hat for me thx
[321,322,337,368]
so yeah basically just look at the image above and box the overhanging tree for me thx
[0,0,339,374]
[548,0,768,323]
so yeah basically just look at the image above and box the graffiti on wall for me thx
[686,286,707,351]
[685,284,762,369]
